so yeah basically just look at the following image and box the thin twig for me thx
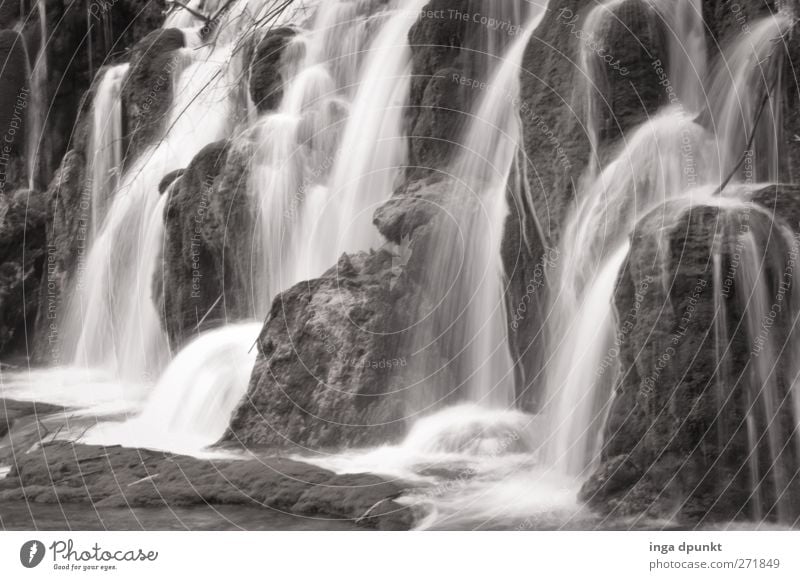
[196,294,224,331]
[167,0,211,23]
[712,67,781,195]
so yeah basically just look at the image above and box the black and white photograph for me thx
[0,0,799,576]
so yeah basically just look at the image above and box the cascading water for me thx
[64,35,238,382]
[17,0,49,190]
[710,204,800,522]
[544,10,793,488]
[312,0,427,264]
[2,0,798,532]
[84,322,261,454]
[653,0,706,114]
[408,11,542,411]
[299,7,588,530]
[248,0,429,309]
[74,0,433,452]
[88,64,129,239]
[707,14,792,182]
[578,0,627,163]
[544,108,716,475]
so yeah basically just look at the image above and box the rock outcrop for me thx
[0,30,30,194]
[0,189,47,358]
[250,27,296,113]
[226,250,408,449]
[160,139,255,350]
[0,441,415,530]
[122,28,185,157]
[582,184,800,522]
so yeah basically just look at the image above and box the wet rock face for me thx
[0,442,416,530]
[409,66,472,177]
[37,0,163,188]
[0,0,19,29]
[123,28,185,157]
[32,150,86,364]
[406,0,475,177]
[512,0,797,412]
[226,251,408,449]
[0,189,47,358]
[580,0,669,149]
[250,27,296,113]
[160,139,255,350]
[582,185,800,522]
[373,174,456,245]
[0,30,30,192]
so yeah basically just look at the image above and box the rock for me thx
[32,150,85,364]
[406,0,473,176]
[0,189,47,357]
[38,0,164,189]
[122,28,185,156]
[0,0,20,28]
[583,184,800,522]
[225,250,407,449]
[158,169,185,194]
[0,398,62,440]
[159,139,255,350]
[249,27,296,113]
[373,175,456,244]
[1,442,417,529]
[0,30,30,191]
[587,0,669,148]
[408,66,472,178]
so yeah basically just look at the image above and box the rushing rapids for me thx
[1,0,800,530]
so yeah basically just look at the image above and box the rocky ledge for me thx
[0,440,415,530]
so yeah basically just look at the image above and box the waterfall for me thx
[63,38,239,382]
[313,0,428,265]
[712,207,800,522]
[652,0,706,113]
[18,0,49,191]
[88,64,129,239]
[5,0,799,531]
[84,323,261,453]
[544,109,715,475]
[248,0,429,310]
[407,10,542,412]
[74,0,431,452]
[578,0,627,163]
[542,12,791,477]
[707,14,792,182]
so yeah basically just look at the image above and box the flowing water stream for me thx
[2,0,800,529]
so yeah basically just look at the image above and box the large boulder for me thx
[225,250,408,449]
[406,0,475,177]
[582,184,800,523]
[159,139,255,350]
